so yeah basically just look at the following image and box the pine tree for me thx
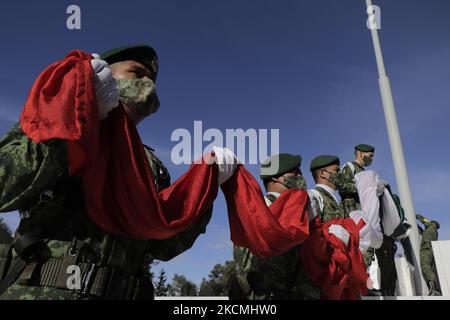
[154,269,169,296]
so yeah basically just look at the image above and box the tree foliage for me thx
[199,260,236,296]
[168,274,198,296]
[154,269,169,296]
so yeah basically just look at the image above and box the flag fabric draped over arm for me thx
[18,50,310,256]
[19,50,370,299]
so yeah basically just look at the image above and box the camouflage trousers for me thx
[420,248,438,283]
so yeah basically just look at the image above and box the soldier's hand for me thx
[212,147,240,185]
[90,54,119,120]
[328,224,350,247]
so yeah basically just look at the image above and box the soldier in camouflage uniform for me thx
[338,145,378,273]
[0,45,212,299]
[308,155,346,222]
[338,144,375,216]
[228,154,320,300]
[417,214,441,296]
[338,145,397,296]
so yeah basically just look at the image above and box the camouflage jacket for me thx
[421,224,439,250]
[338,161,365,215]
[231,195,320,300]
[0,123,212,299]
[310,186,346,222]
[339,161,364,199]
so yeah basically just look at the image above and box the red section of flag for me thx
[81,106,220,239]
[19,50,310,251]
[20,50,369,299]
[20,50,99,176]
[300,217,368,300]
[221,165,310,259]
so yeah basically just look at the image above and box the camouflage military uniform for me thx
[0,123,212,300]
[228,195,321,300]
[417,215,440,293]
[339,161,364,216]
[337,162,377,268]
[310,186,346,222]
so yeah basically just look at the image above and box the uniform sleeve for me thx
[147,206,213,261]
[0,123,68,212]
[339,164,358,195]
[143,146,213,261]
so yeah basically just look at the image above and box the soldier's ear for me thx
[318,170,325,179]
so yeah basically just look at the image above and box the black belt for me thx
[36,258,110,297]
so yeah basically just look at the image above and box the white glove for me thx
[328,224,350,247]
[212,147,239,185]
[90,54,119,120]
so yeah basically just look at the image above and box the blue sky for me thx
[1,0,450,286]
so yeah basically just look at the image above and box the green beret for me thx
[100,45,159,81]
[310,155,340,172]
[355,144,375,153]
[260,153,302,180]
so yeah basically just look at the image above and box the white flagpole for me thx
[364,0,428,295]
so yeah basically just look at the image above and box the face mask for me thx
[281,175,307,191]
[325,171,345,189]
[116,78,159,117]
[363,156,373,167]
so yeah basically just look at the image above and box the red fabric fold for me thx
[221,165,310,259]
[300,217,368,300]
[20,50,99,175]
[20,50,219,240]
[19,49,310,250]
[19,50,367,299]
[81,106,220,239]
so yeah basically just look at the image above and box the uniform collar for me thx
[353,160,365,170]
[315,183,340,204]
